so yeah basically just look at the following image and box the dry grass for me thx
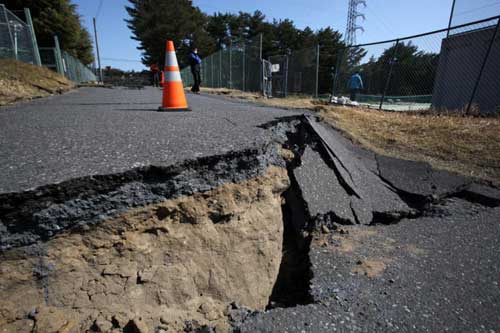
[202,87,500,184]
[318,107,500,184]
[77,82,112,88]
[200,87,318,109]
[0,59,73,106]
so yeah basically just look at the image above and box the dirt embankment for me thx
[0,166,289,332]
[0,59,74,106]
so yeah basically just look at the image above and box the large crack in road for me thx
[1,114,500,332]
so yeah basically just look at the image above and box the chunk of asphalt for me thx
[0,145,285,251]
[376,155,470,198]
[457,183,500,207]
[294,147,355,223]
[305,116,411,224]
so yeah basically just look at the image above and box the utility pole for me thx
[93,17,103,83]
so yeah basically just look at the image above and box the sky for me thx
[73,0,500,71]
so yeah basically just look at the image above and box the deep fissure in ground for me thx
[2,115,499,332]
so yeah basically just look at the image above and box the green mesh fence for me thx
[39,47,58,72]
[0,5,39,65]
[62,51,97,83]
[39,47,96,83]
[2,5,95,83]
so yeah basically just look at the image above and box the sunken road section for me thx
[1,115,500,332]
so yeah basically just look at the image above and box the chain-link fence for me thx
[269,46,320,97]
[180,36,321,98]
[1,4,96,83]
[179,16,499,114]
[0,4,40,65]
[333,16,500,114]
[181,36,263,92]
[449,0,500,28]
[62,51,97,83]
[39,46,97,83]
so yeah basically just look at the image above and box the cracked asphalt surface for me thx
[1,87,499,332]
[240,199,500,332]
[0,87,300,193]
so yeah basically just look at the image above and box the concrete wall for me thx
[432,26,500,115]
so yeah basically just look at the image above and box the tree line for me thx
[6,0,440,95]
[126,0,440,95]
[125,0,346,68]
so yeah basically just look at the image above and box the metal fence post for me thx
[242,45,246,91]
[379,39,400,110]
[259,33,263,93]
[466,18,500,114]
[24,8,41,66]
[211,55,214,88]
[2,5,15,58]
[229,40,232,89]
[284,55,289,98]
[219,50,222,88]
[447,0,456,37]
[53,35,64,75]
[315,44,320,98]
[332,48,345,97]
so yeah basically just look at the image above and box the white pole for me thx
[13,28,18,59]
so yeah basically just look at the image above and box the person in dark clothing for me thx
[150,64,160,87]
[347,71,364,101]
[189,47,202,93]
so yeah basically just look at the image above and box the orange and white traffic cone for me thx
[158,40,190,111]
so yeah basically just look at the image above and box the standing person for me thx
[189,47,202,93]
[150,64,160,87]
[347,71,364,101]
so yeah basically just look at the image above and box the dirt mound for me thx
[0,166,289,332]
[0,59,73,106]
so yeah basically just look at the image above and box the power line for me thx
[102,57,143,63]
[95,0,104,19]
[454,1,500,17]
[365,5,394,34]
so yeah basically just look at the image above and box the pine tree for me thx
[125,0,216,68]
[4,0,94,64]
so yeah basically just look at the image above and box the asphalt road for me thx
[1,87,499,332]
[0,87,300,194]
[239,198,500,332]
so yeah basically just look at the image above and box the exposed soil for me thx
[0,167,289,332]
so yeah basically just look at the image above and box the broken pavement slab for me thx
[295,116,412,225]
[375,154,471,199]
[294,146,356,223]
[457,182,500,207]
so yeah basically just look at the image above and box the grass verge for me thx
[0,59,74,106]
[201,87,500,185]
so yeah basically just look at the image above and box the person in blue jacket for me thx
[347,71,364,101]
[189,47,202,93]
